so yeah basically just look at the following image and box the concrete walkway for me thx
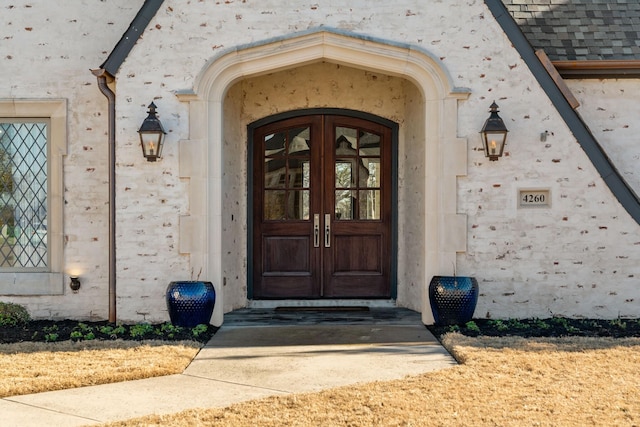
[1,309,456,426]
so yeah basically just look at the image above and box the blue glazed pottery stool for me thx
[166,281,216,327]
[429,276,478,326]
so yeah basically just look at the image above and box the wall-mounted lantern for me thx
[480,101,509,161]
[138,102,166,162]
[69,275,81,292]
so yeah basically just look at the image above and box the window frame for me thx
[0,100,66,295]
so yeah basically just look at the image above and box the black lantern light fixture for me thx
[138,102,166,162]
[69,275,81,292]
[480,101,509,161]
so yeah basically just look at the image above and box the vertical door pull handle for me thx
[324,214,331,248]
[313,214,320,248]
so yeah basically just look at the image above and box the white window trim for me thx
[0,99,66,295]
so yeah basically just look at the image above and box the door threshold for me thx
[248,299,397,309]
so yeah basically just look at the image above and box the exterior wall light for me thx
[480,101,509,161]
[69,276,81,292]
[138,102,166,162]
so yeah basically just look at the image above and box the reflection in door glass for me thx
[362,158,380,188]
[287,127,310,154]
[264,157,286,188]
[264,132,285,156]
[287,159,310,188]
[335,189,356,220]
[335,127,357,152]
[263,126,311,221]
[359,131,380,156]
[264,190,309,220]
[359,190,380,220]
[288,190,310,220]
[264,190,286,220]
[335,161,353,188]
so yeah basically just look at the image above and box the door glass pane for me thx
[336,127,357,155]
[359,190,380,220]
[287,190,309,220]
[287,159,309,188]
[359,131,380,156]
[264,190,310,221]
[287,127,310,154]
[335,189,356,220]
[362,158,380,188]
[264,132,285,156]
[264,157,286,188]
[264,190,286,220]
[335,161,353,188]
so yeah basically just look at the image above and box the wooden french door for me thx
[252,114,392,298]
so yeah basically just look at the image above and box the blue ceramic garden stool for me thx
[429,276,478,326]
[166,281,216,327]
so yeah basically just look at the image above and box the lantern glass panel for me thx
[140,132,164,159]
[484,132,504,155]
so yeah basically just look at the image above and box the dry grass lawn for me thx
[0,340,200,398]
[2,334,640,426]
[102,334,640,427]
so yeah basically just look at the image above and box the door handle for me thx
[324,214,331,248]
[313,214,320,248]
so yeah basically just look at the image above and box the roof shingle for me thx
[502,0,640,61]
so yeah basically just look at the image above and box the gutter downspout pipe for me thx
[91,68,117,323]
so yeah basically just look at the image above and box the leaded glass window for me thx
[0,120,48,270]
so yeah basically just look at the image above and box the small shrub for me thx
[99,324,126,339]
[551,317,579,334]
[0,302,30,326]
[43,325,59,342]
[156,322,183,339]
[464,321,480,333]
[191,324,209,338]
[99,325,114,335]
[71,323,96,341]
[506,318,530,330]
[44,333,59,342]
[129,323,154,338]
[488,319,509,331]
[532,318,551,330]
[610,318,627,330]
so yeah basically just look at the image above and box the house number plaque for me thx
[519,189,550,208]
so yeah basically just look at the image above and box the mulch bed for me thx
[427,317,640,340]
[0,320,217,344]
[3,317,640,345]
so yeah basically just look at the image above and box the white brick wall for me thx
[1,0,639,322]
[567,79,640,195]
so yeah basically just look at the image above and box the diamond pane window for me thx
[0,121,48,269]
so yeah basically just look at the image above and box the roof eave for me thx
[553,60,640,79]
[99,0,165,76]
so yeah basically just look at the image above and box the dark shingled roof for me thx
[502,0,640,61]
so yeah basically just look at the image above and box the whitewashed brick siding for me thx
[567,80,640,196]
[2,0,639,321]
[1,1,143,319]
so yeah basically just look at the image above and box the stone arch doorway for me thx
[176,30,470,326]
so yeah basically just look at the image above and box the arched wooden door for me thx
[251,114,393,298]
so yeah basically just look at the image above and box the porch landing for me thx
[221,306,424,326]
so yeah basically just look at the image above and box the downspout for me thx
[91,68,117,323]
